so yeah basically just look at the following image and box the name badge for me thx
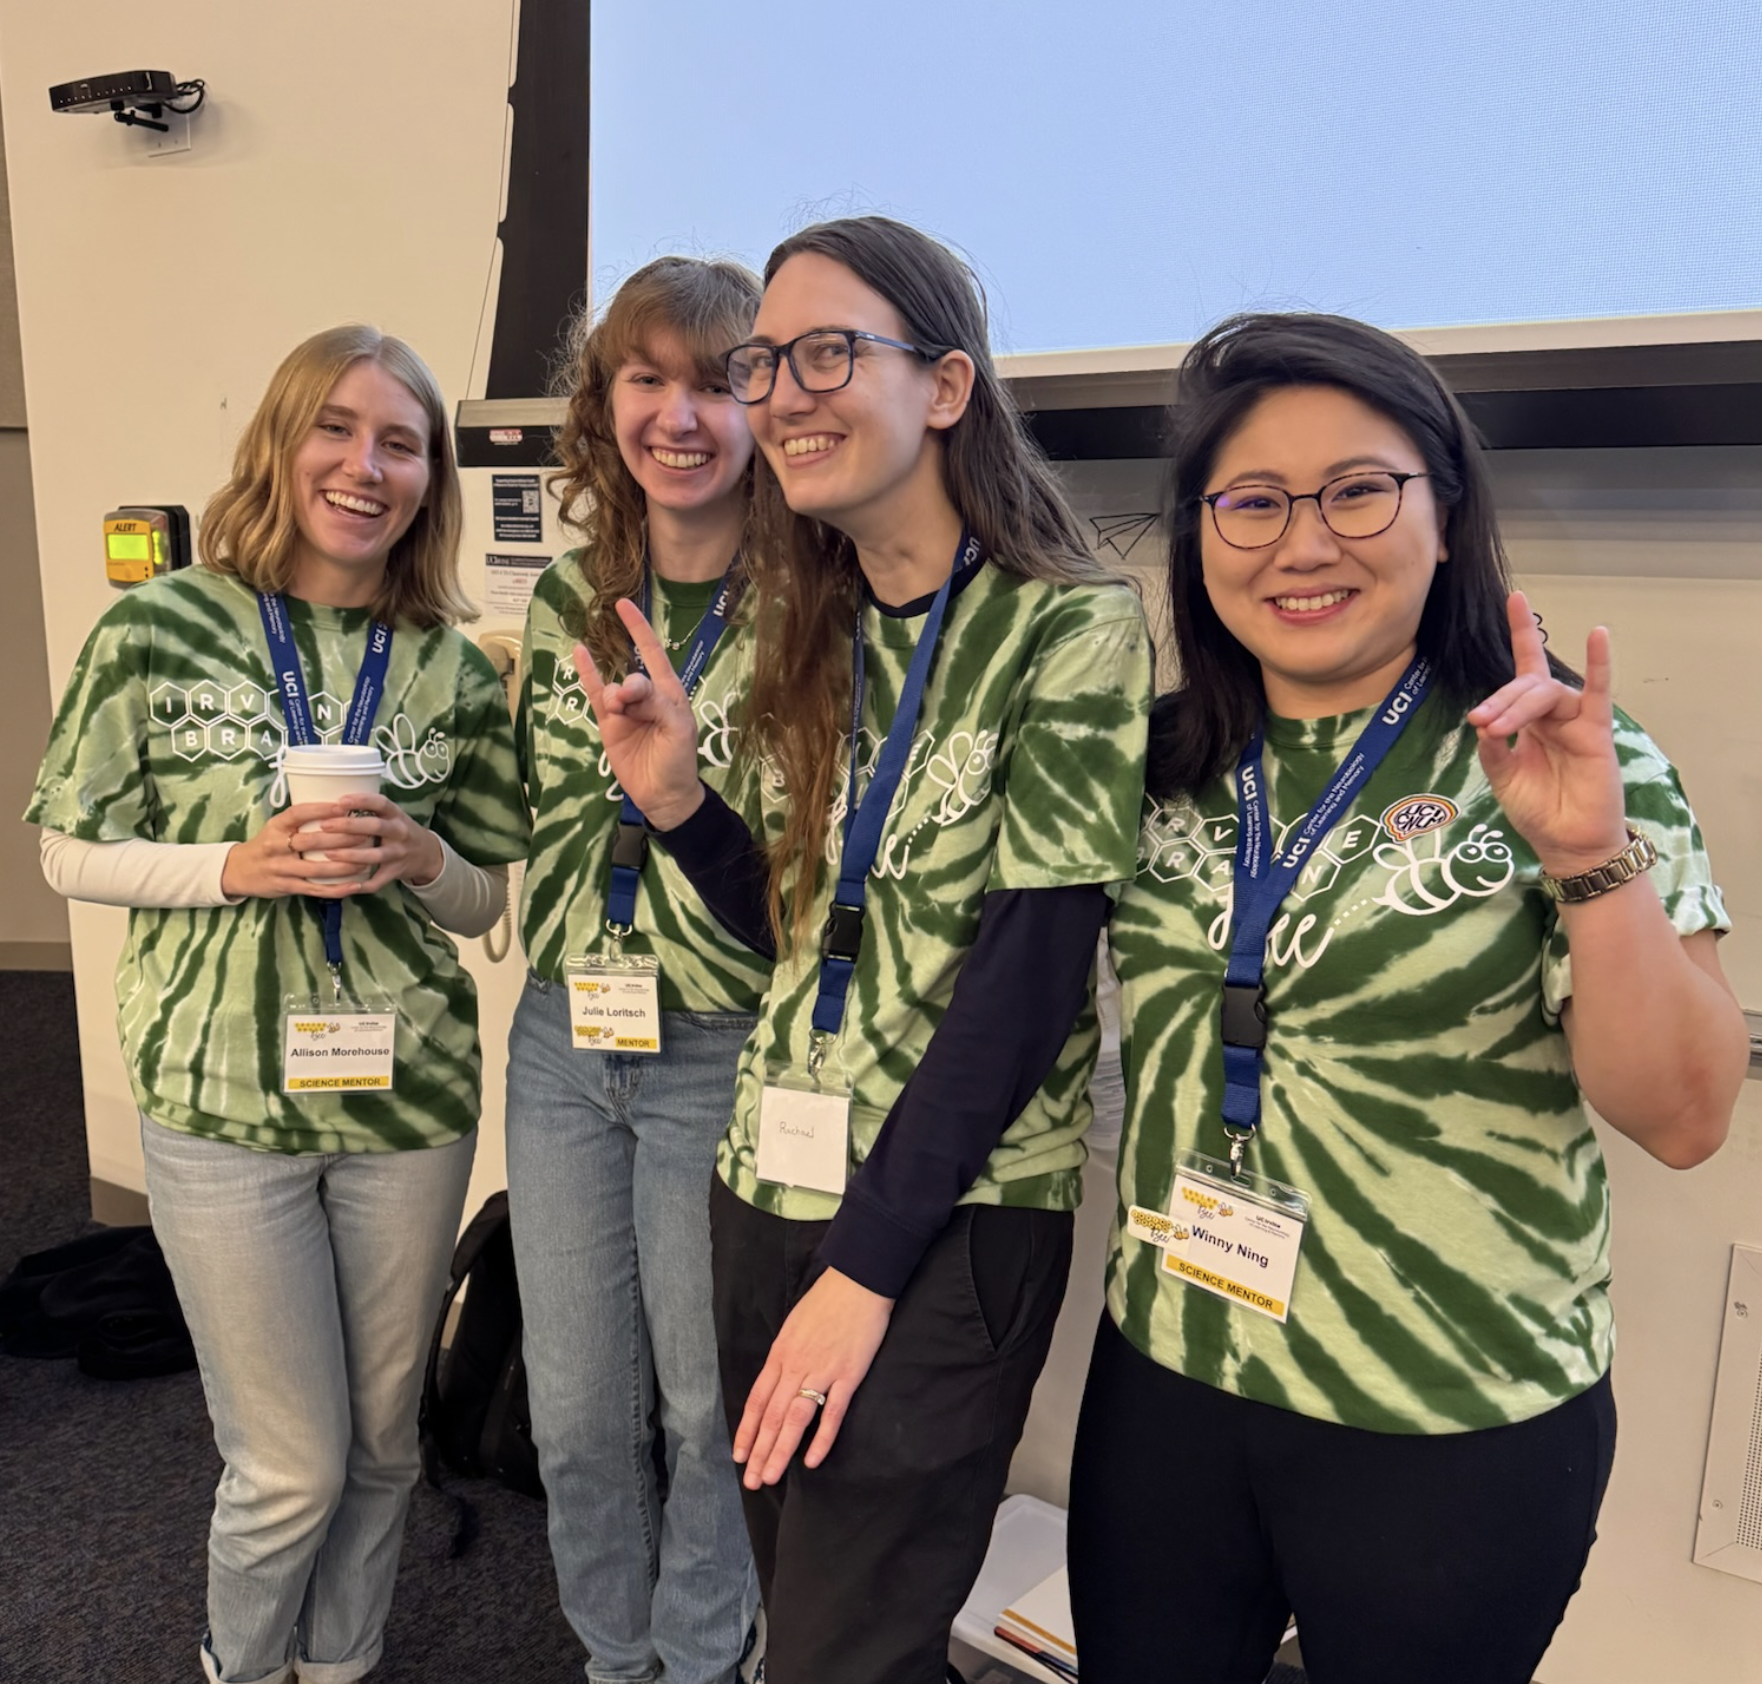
[566,954,662,1054]
[757,1058,851,1194]
[282,995,396,1094]
[1129,1153,1309,1324]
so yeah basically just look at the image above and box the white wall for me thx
[0,0,528,1215]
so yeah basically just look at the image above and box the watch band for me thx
[1539,825,1658,903]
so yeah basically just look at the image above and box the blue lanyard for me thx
[257,592,395,982]
[809,529,982,1051]
[1219,657,1431,1156]
[605,561,743,936]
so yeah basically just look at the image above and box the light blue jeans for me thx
[506,974,758,1684]
[141,1116,476,1684]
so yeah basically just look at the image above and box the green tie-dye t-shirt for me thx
[717,563,1152,1219]
[517,551,769,1013]
[26,568,530,1154]
[1106,695,1727,1432]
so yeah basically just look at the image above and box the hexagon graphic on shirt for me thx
[206,718,252,762]
[251,721,286,762]
[227,683,270,724]
[1143,837,1209,884]
[1286,852,1343,903]
[149,682,190,727]
[1321,817,1380,866]
[169,719,210,762]
[1197,849,1236,893]
[186,682,230,725]
[306,691,345,740]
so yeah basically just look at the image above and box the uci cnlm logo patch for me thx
[1380,794,1458,842]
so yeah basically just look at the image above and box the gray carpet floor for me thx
[0,970,1307,1684]
[0,970,579,1682]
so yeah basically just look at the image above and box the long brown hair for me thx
[548,256,762,674]
[746,216,1113,951]
[199,324,471,629]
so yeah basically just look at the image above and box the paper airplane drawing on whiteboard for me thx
[1090,512,1160,560]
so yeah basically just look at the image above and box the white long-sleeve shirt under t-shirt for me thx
[38,829,508,937]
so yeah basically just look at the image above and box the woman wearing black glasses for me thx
[1070,312,1746,1683]
[575,215,1150,1684]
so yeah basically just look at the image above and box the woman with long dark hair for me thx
[576,216,1151,1684]
[1070,312,1746,1684]
[505,256,764,1684]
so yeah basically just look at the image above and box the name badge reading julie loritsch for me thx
[566,954,663,1054]
[282,996,396,1094]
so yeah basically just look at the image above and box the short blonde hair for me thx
[199,324,473,628]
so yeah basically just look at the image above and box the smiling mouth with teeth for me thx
[323,491,387,517]
[651,448,711,469]
[1272,588,1355,614]
[782,436,839,459]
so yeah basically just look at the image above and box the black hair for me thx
[1148,310,1574,799]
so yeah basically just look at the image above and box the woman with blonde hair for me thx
[577,216,1151,1684]
[28,324,528,1684]
[505,256,765,1684]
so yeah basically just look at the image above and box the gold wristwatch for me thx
[1538,825,1658,904]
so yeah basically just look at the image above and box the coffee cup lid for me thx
[282,743,385,774]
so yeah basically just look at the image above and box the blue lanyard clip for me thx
[1220,983,1269,1050]
[820,901,865,963]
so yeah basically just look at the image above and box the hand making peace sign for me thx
[1466,591,1629,879]
[572,598,706,832]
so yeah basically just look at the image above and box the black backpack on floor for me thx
[419,1192,544,1532]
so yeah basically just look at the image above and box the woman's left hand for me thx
[732,1267,894,1488]
[1466,591,1628,877]
[288,791,445,893]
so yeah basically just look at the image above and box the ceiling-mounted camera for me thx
[48,70,205,134]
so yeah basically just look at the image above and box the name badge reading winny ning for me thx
[282,995,396,1095]
[1128,1154,1309,1324]
[566,954,662,1054]
[757,1059,851,1195]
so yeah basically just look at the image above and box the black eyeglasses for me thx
[723,329,941,405]
[1200,471,1430,550]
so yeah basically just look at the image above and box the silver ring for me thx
[797,1387,827,1408]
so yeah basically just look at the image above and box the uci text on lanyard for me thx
[755,530,983,1195]
[1127,656,1432,1323]
[566,562,743,1057]
[257,592,400,1096]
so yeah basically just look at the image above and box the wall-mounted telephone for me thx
[477,631,524,720]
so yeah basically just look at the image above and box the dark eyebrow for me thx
[743,325,859,347]
[1219,454,1408,487]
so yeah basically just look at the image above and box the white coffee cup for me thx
[282,743,386,882]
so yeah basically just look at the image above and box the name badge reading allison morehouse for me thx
[282,1000,396,1094]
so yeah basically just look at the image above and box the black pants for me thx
[1068,1312,1615,1684]
[709,1175,1073,1684]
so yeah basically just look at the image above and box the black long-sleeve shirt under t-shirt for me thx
[656,785,1106,1298]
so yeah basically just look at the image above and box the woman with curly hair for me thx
[504,256,765,1684]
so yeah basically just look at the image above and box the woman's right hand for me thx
[219,801,372,900]
[572,598,705,831]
